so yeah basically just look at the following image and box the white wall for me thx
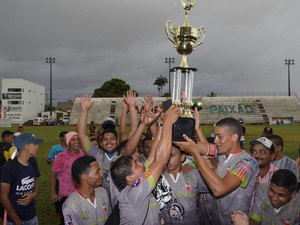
[1,78,45,125]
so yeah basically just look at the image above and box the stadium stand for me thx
[69,96,300,125]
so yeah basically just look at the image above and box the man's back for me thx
[273,156,298,179]
[118,174,160,225]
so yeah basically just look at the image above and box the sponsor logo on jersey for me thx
[66,215,73,225]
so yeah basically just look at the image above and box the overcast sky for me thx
[0,0,299,104]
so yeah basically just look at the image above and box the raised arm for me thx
[143,96,159,137]
[124,90,138,138]
[194,107,208,145]
[147,123,162,165]
[122,107,160,157]
[149,106,180,182]
[119,98,129,142]
[77,96,94,151]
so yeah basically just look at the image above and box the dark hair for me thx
[268,135,284,148]
[215,117,242,140]
[1,130,14,139]
[101,129,118,140]
[110,156,133,191]
[59,131,68,139]
[71,156,96,184]
[262,126,273,137]
[139,135,153,153]
[271,169,297,192]
[90,137,101,147]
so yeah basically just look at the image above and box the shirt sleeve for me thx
[51,153,62,173]
[126,169,155,207]
[63,206,81,225]
[228,157,258,188]
[47,146,57,159]
[1,162,13,184]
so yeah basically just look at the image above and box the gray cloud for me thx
[0,0,299,103]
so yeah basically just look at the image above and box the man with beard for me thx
[250,137,277,185]
[62,156,111,225]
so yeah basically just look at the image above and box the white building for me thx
[1,78,45,125]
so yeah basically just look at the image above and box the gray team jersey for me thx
[102,171,120,208]
[273,156,299,181]
[88,144,118,175]
[250,184,300,225]
[118,172,161,225]
[211,150,259,225]
[62,187,111,225]
[154,169,206,225]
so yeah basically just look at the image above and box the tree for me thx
[153,75,168,97]
[93,78,131,97]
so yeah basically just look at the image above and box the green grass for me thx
[0,124,300,225]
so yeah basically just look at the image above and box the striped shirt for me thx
[273,156,299,181]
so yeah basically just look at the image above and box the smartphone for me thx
[162,99,172,112]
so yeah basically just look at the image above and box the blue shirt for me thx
[47,144,66,160]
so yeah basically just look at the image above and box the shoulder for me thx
[256,183,269,195]
[64,192,81,207]
[1,159,16,170]
[95,186,108,196]
[56,150,69,159]
[50,144,60,149]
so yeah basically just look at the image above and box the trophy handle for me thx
[194,26,205,48]
[165,20,175,45]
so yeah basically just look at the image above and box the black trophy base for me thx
[172,117,196,142]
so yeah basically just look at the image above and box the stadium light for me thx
[46,57,55,116]
[165,57,175,95]
[285,59,294,96]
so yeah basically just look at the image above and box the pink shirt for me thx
[250,163,278,212]
[52,149,85,197]
[258,163,278,184]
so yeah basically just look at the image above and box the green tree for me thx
[93,78,131,97]
[153,75,168,97]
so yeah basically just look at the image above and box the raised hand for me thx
[142,108,160,126]
[80,95,94,111]
[123,89,136,107]
[162,105,181,125]
[174,134,198,156]
[143,96,154,112]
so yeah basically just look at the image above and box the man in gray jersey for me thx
[250,169,300,225]
[176,117,259,225]
[110,106,180,225]
[62,156,111,225]
[268,135,299,180]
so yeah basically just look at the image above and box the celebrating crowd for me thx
[1,91,300,225]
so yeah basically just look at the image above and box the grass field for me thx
[0,124,300,225]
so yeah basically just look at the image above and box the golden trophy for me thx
[165,0,205,141]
